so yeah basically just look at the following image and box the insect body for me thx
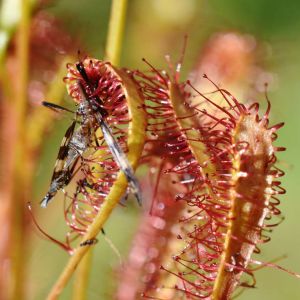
[40,112,91,207]
[41,59,141,207]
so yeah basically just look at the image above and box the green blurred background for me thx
[29,0,300,299]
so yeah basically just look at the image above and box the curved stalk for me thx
[49,68,147,300]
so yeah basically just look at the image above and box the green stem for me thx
[104,0,128,66]
[72,249,93,300]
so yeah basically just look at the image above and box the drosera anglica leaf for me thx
[117,59,287,299]
[62,58,147,249]
[34,57,147,252]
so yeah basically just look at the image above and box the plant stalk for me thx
[10,0,30,299]
[72,249,93,300]
[104,0,128,66]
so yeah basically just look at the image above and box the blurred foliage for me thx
[28,0,300,299]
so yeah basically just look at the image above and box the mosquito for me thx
[41,61,141,207]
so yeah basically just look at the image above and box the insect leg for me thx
[42,101,75,114]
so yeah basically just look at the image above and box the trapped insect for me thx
[41,59,141,208]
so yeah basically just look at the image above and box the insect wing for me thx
[41,121,77,208]
[95,113,142,205]
[51,121,76,179]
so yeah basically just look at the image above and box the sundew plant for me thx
[0,1,300,300]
